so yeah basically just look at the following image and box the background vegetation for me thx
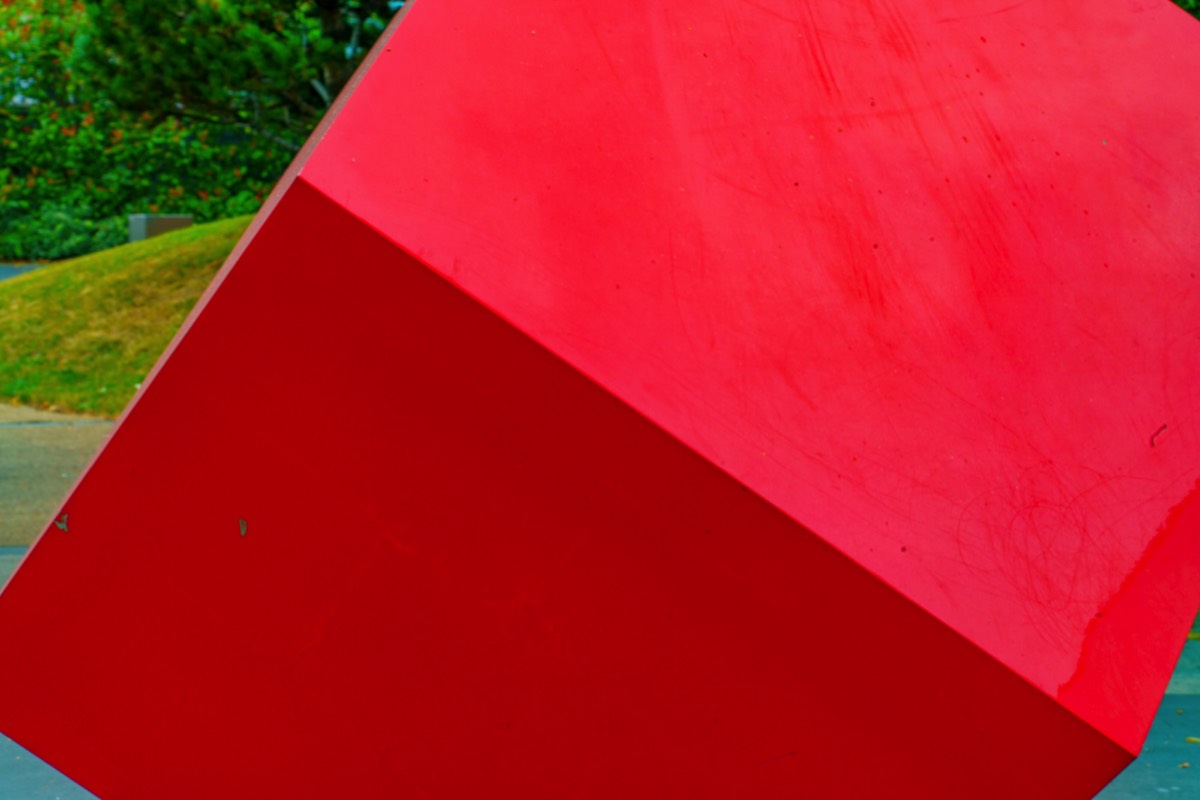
[0,0,401,261]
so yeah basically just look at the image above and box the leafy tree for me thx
[0,1,402,260]
[0,1,284,260]
[80,0,403,152]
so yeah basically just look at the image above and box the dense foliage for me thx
[80,0,399,151]
[0,0,401,261]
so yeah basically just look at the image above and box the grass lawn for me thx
[0,216,252,417]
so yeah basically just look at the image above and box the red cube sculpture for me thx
[0,1,1198,797]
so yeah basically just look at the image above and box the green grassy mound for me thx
[0,216,252,417]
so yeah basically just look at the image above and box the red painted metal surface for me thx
[1,1,1199,797]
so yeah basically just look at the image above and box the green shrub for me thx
[0,103,287,261]
[0,204,125,262]
[0,1,290,261]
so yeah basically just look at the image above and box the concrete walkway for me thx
[0,404,113,546]
[0,265,41,282]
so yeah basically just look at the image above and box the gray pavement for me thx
[0,404,112,546]
[0,404,1193,797]
[0,265,40,282]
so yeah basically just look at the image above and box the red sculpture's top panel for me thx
[302,0,1200,749]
